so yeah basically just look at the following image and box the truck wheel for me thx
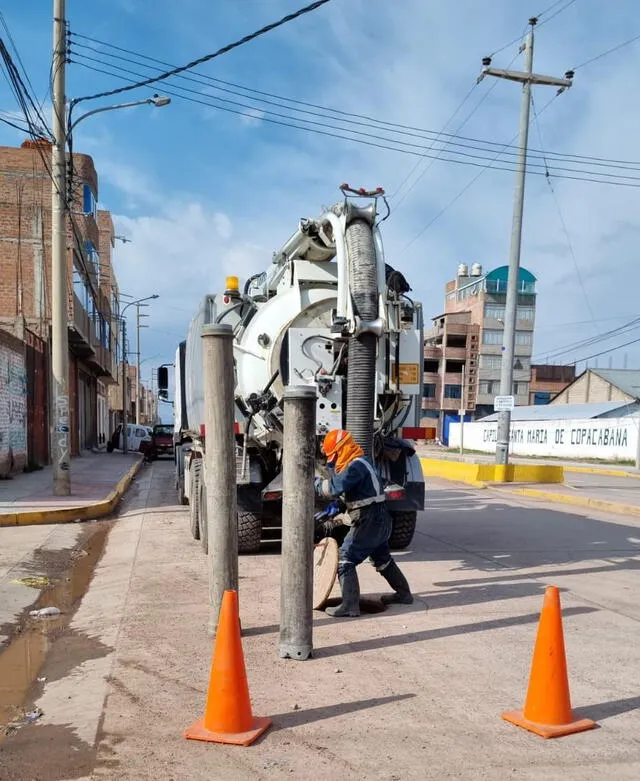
[389,511,417,550]
[199,480,208,555]
[237,484,262,554]
[189,460,202,541]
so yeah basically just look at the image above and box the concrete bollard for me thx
[279,385,317,661]
[201,323,238,636]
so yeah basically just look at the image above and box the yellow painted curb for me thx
[490,485,640,518]
[0,457,144,527]
[564,465,640,479]
[419,458,564,486]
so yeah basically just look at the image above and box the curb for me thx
[489,485,640,518]
[564,465,640,480]
[0,457,144,527]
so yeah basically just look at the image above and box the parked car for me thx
[106,423,153,455]
[150,423,174,459]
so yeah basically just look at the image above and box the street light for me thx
[120,294,159,454]
[68,95,171,133]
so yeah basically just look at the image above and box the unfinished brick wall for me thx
[0,329,27,476]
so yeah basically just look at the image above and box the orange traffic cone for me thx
[184,590,271,746]
[502,585,596,738]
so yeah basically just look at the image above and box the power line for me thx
[531,94,597,330]
[0,112,32,133]
[69,55,640,188]
[533,316,640,361]
[0,13,51,134]
[571,333,640,365]
[392,49,522,210]
[572,31,640,71]
[72,59,640,194]
[536,0,579,29]
[390,81,479,201]
[398,94,559,255]
[67,32,640,170]
[71,0,334,107]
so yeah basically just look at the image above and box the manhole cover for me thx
[313,537,339,610]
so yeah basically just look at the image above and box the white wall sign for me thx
[449,416,638,461]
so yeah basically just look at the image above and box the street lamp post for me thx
[49,0,170,495]
[120,295,159,453]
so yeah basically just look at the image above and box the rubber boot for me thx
[380,560,414,605]
[326,569,361,617]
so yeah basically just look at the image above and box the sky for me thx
[1,0,640,420]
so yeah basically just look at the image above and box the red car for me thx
[150,423,174,459]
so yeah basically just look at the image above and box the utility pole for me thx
[121,317,128,454]
[135,303,149,425]
[478,18,573,467]
[459,364,465,456]
[51,0,71,495]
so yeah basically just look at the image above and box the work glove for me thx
[314,476,324,495]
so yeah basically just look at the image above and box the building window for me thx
[480,354,502,370]
[423,383,436,398]
[533,391,551,405]
[444,384,462,399]
[515,331,532,346]
[479,380,499,395]
[518,307,535,321]
[82,184,97,218]
[513,382,529,396]
[513,357,530,371]
[483,329,503,345]
[485,305,505,320]
[85,241,100,285]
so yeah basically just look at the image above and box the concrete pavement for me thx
[0,452,143,525]
[2,462,640,779]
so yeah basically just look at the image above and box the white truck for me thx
[168,186,426,554]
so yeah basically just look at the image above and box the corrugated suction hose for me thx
[345,219,378,457]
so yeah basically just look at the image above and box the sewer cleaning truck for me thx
[168,185,426,554]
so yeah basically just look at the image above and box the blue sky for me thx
[1,0,640,417]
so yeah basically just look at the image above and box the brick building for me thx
[423,263,537,441]
[529,364,576,404]
[0,139,119,459]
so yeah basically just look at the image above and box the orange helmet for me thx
[322,429,351,463]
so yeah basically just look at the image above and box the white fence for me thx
[449,416,639,461]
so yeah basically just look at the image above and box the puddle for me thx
[0,522,112,733]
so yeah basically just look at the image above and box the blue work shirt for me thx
[316,456,385,510]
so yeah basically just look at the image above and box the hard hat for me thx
[322,429,351,462]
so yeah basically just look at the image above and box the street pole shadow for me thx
[264,693,416,734]
[313,605,597,659]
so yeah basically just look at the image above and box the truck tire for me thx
[189,460,202,541]
[199,480,208,555]
[237,484,262,554]
[389,511,417,550]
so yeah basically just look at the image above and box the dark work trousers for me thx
[338,503,393,577]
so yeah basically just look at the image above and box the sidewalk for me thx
[0,453,143,526]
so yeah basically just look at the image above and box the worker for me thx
[314,429,414,617]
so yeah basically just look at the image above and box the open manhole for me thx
[323,597,388,614]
